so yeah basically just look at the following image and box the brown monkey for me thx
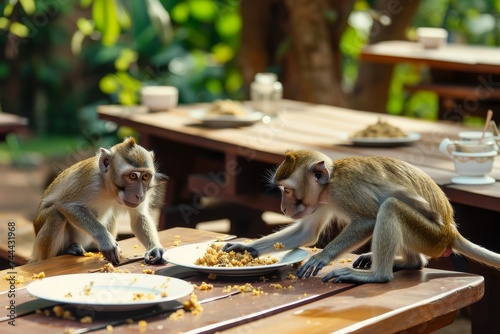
[223,150,500,283]
[30,137,168,265]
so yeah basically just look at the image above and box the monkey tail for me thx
[453,235,500,268]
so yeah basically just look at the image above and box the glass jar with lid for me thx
[250,72,283,115]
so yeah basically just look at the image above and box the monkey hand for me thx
[100,243,121,265]
[221,243,259,258]
[145,247,166,264]
[297,252,331,279]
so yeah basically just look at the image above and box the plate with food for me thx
[163,242,309,277]
[26,273,193,312]
[350,119,421,146]
[189,100,263,128]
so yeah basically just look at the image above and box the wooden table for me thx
[0,227,484,333]
[98,100,500,333]
[361,40,500,122]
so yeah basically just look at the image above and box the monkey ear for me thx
[310,161,330,184]
[98,148,111,173]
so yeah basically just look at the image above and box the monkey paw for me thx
[221,243,258,257]
[322,268,391,284]
[145,247,166,264]
[297,253,330,278]
[352,253,373,269]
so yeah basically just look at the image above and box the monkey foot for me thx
[323,268,391,284]
[65,243,86,256]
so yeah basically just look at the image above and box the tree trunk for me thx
[348,0,421,113]
[240,0,421,113]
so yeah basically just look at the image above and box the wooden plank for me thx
[221,269,484,334]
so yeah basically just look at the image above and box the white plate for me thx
[26,273,193,312]
[350,132,421,146]
[189,108,263,128]
[164,242,309,277]
[452,175,496,185]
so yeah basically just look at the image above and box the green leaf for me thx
[92,0,120,45]
[99,74,120,94]
[76,17,94,36]
[145,0,173,44]
[71,30,86,54]
[212,43,234,63]
[216,12,241,37]
[3,3,15,17]
[189,0,217,22]
[9,22,29,38]
[80,0,93,8]
[171,2,189,23]
[206,78,223,94]
[19,0,35,15]
[0,17,10,30]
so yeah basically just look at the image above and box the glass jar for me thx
[250,72,283,115]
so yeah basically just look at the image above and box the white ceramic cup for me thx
[141,86,178,112]
[459,131,494,142]
[451,150,496,176]
[416,27,448,49]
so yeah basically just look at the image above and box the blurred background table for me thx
[361,40,500,123]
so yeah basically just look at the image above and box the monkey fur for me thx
[224,150,500,283]
[30,137,168,265]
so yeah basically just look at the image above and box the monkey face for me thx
[116,171,153,208]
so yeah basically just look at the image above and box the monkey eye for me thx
[129,173,138,180]
[142,173,151,181]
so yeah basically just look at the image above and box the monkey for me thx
[29,137,168,265]
[223,150,500,283]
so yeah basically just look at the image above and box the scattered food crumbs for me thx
[311,246,318,252]
[173,235,181,246]
[194,282,214,290]
[252,289,263,296]
[2,274,24,285]
[259,276,268,282]
[64,292,72,298]
[287,273,297,280]
[126,319,134,324]
[347,258,353,262]
[99,263,117,273]
[142,268,155,274]
[106,325,114,332]
[270,283,283,289]
[80,316,93,324]
[339,259,345,264]
[273,242,285,250]
[132,292,155,301]
[183,293,203,315]
[161,291,168,298]
[168,309,185,320]
[207,273,217,280]
[134,245,139,249]
[53,306,64,318]
[138,320,148,327]
[32,272,45,279]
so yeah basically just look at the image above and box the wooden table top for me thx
[0,227,484,333]
[98,100,500,212]
[360,40,500,74]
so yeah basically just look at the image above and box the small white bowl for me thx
[416,27,448,49]
[141,86,178,112]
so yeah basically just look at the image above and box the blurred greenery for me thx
[0,0,499,160]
